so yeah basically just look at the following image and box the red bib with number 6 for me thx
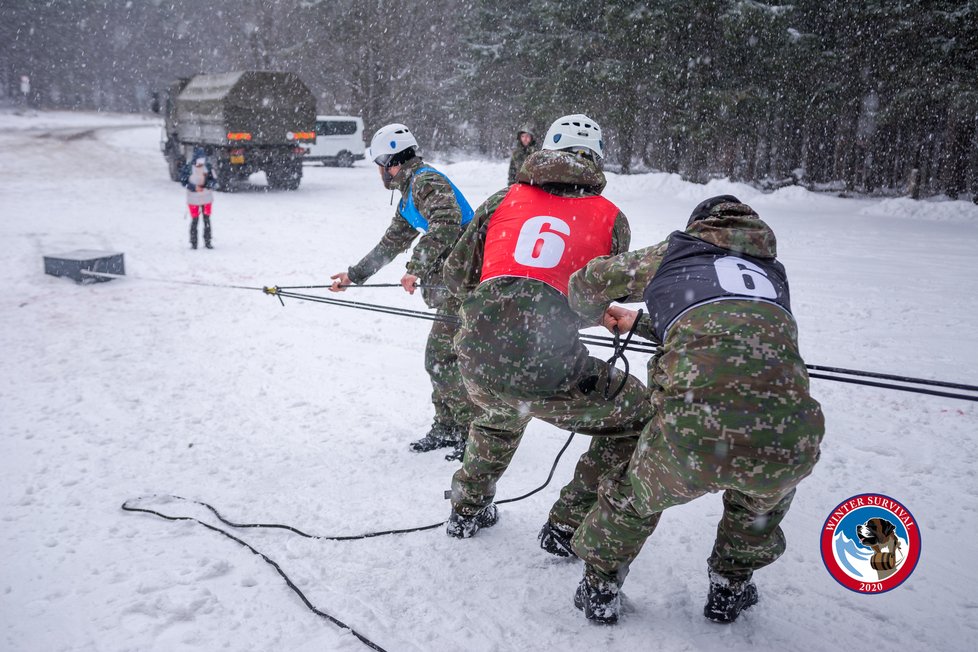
[480,184,618,295]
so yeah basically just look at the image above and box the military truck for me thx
[154,71,316,191]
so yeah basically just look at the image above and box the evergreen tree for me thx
[1,0,974,198]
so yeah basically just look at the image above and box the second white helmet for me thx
[369,123,419,166]
[542,114,603,159]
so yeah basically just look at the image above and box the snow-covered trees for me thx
[1,0,975,198]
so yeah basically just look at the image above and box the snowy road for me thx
[1,110,976,651]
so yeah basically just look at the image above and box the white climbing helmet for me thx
[369,123,419,166]
[542,113,603,159]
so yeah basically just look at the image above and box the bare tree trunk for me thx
[908,168,921,199]
[942,105,975,199]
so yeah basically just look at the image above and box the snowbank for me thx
[858,196,978,223]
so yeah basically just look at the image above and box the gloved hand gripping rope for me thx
[603,308,643,400]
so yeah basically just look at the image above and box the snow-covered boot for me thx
[410,422,455,453]
[446,503,498,539]
[538,520,577,558]
[574,568,621,624]
[444,440,465,462]
[703,571,758,624]
[443,425,468,462]
[203,217,213,249]
[189,218,199,249]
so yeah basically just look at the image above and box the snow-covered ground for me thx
[1,110,976,652]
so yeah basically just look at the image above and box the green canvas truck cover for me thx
[173,71,315,146]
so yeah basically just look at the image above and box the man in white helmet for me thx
[440,114,654,544]
[329,123,480,459]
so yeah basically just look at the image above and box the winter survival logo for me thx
[820,493,921,594]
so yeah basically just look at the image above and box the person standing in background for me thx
[507,125,538,185]
[180,147,216,249]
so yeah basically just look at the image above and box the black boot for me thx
[203,216,213,249]
[574,567,621,624]
[444,440,465,462]
[538,520,577,558]
[446,503,498,539]
[703,571,758,624]
[189,217,198,249]
[410,422,455,453]
[443,425,468,462]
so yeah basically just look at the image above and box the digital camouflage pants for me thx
[426,300,481,431]
[451,356,654,527]
[571,418,819,585]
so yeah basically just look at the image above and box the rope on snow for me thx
[122,432,576,652]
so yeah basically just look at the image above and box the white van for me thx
[304,115,366,167]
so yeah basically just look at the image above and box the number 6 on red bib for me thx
[480,184,619,295]
[513,216,570,268]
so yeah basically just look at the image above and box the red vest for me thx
[480,184,619,295]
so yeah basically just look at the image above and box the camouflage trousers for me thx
[572,417,819,585]
[451,356,653,527]
[426,300,481,431]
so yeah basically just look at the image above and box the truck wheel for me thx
[336,151,354,168]
[214,160,234,192]
[267,161,302,190]
[167,156,183,182]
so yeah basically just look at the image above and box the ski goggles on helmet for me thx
[375,146,416,169]
[373,152,396,167]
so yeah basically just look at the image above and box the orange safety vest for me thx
[480,184,619,295]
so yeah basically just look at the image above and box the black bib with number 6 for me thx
[642,231,792,343]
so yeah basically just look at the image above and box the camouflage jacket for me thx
[568,201,824,463]
[507,141,539,185]
[347,157,464,299]
[444,149,631,397]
